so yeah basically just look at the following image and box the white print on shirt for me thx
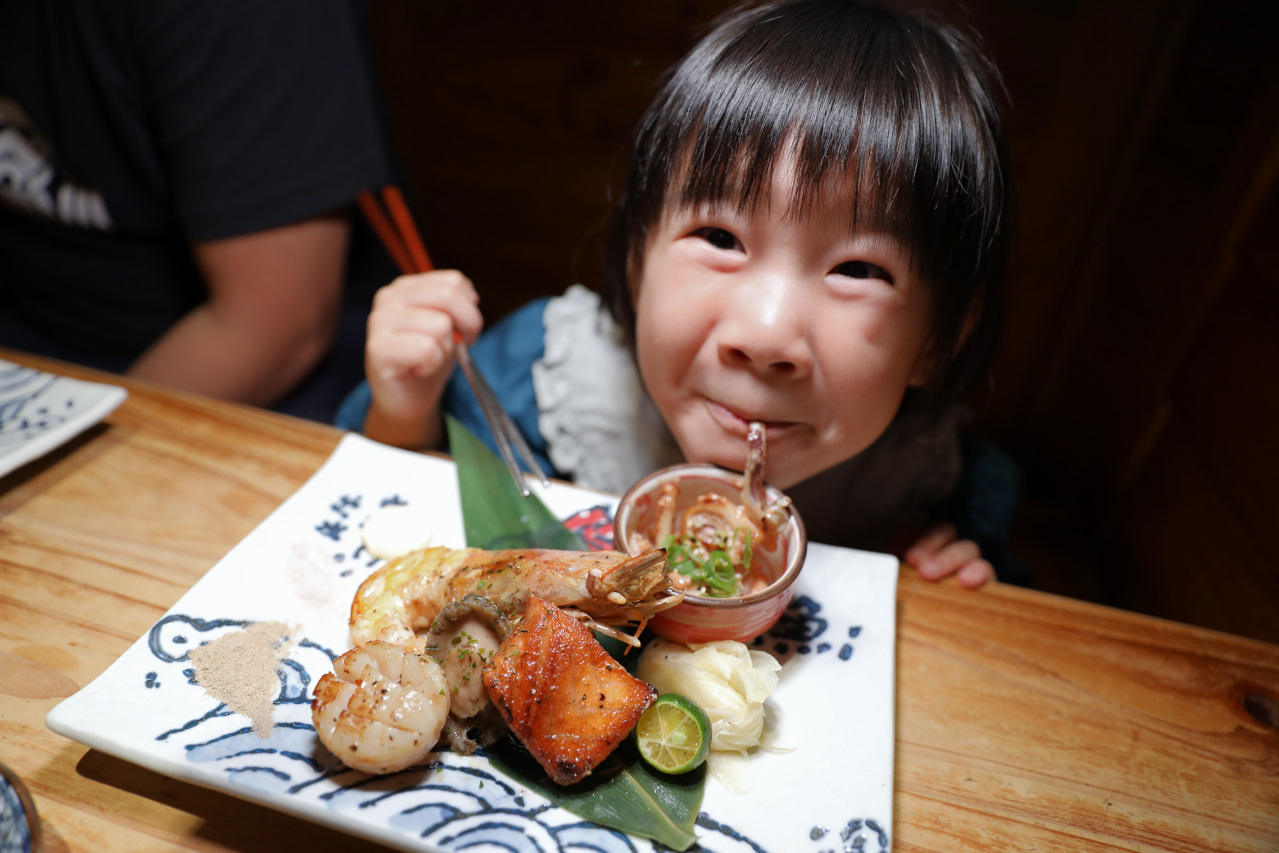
[0,96,111,230]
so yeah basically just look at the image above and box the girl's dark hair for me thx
[603,0,1009,417]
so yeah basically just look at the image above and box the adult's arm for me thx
[121,0,390,405]
[128,212,349,406]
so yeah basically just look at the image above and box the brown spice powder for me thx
[188,621,297,737]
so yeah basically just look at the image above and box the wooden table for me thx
[2,350,1276,853]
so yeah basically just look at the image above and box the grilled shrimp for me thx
[311,641,449,774]
[349,546,683,650]
[741,421,793,536]
[647,421,793,553]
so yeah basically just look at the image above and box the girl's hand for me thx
[363,270,483,449]
[904,521,995,589]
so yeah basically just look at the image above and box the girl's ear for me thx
[908,343,935,388]
[909,303,979,388]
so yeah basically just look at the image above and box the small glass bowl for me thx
[613,462,807,645]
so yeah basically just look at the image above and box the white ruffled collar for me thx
[530,285,682,495]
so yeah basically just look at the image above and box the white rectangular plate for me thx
[0,359,127,478]
[47,434,896,853]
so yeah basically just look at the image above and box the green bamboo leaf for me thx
[447,415,586,550]
[449,414,706,848]
[487,736,704,851]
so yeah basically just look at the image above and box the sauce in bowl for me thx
[614,461,806,645]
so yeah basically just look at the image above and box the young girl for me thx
[337,0,1017,589]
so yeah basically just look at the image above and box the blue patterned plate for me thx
[0,359,127,478]
[46,435,896,852]
[0,762,41,853]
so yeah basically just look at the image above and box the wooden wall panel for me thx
[1107,181,1279,643]
[1172,206,1279,572]
[1010,0,1279,496]
[1110,424,1279,645]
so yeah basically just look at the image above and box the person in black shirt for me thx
[0,0,397,421]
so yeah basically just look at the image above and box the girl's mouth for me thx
[704,400,798,436]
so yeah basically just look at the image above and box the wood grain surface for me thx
[1,349,1276,853]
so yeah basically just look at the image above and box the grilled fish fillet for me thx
[483,595,656,784]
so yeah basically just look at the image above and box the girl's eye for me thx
[693,227,742,252]
[831,260,894,284]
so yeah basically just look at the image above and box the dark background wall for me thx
[364,0,1279,644]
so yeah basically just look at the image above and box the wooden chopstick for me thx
[357,191,414,275]
[358,187,433,275]
[356,186,549,495]
[382,187,433,273]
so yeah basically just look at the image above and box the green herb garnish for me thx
[661,528,754,598]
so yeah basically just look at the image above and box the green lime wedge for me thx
[635,693,712,775]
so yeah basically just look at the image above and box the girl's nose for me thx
[716,275,813,378]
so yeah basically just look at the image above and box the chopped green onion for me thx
[661,528,754,598]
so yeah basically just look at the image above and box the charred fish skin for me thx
[483,595,657,785]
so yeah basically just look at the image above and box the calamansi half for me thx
[634,693,711,774]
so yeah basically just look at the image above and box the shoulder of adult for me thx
[129,0,392,240]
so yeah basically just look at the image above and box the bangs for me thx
[666,10,921,244]
[634,1,1003,287]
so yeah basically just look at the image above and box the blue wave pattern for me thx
[0,364,68,446]
[0,771,38,853]
[143,490,888,853]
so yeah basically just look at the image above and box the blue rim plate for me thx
[0,360,127,479]
[46,435,896,853]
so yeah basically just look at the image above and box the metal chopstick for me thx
[455,342,550,496]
